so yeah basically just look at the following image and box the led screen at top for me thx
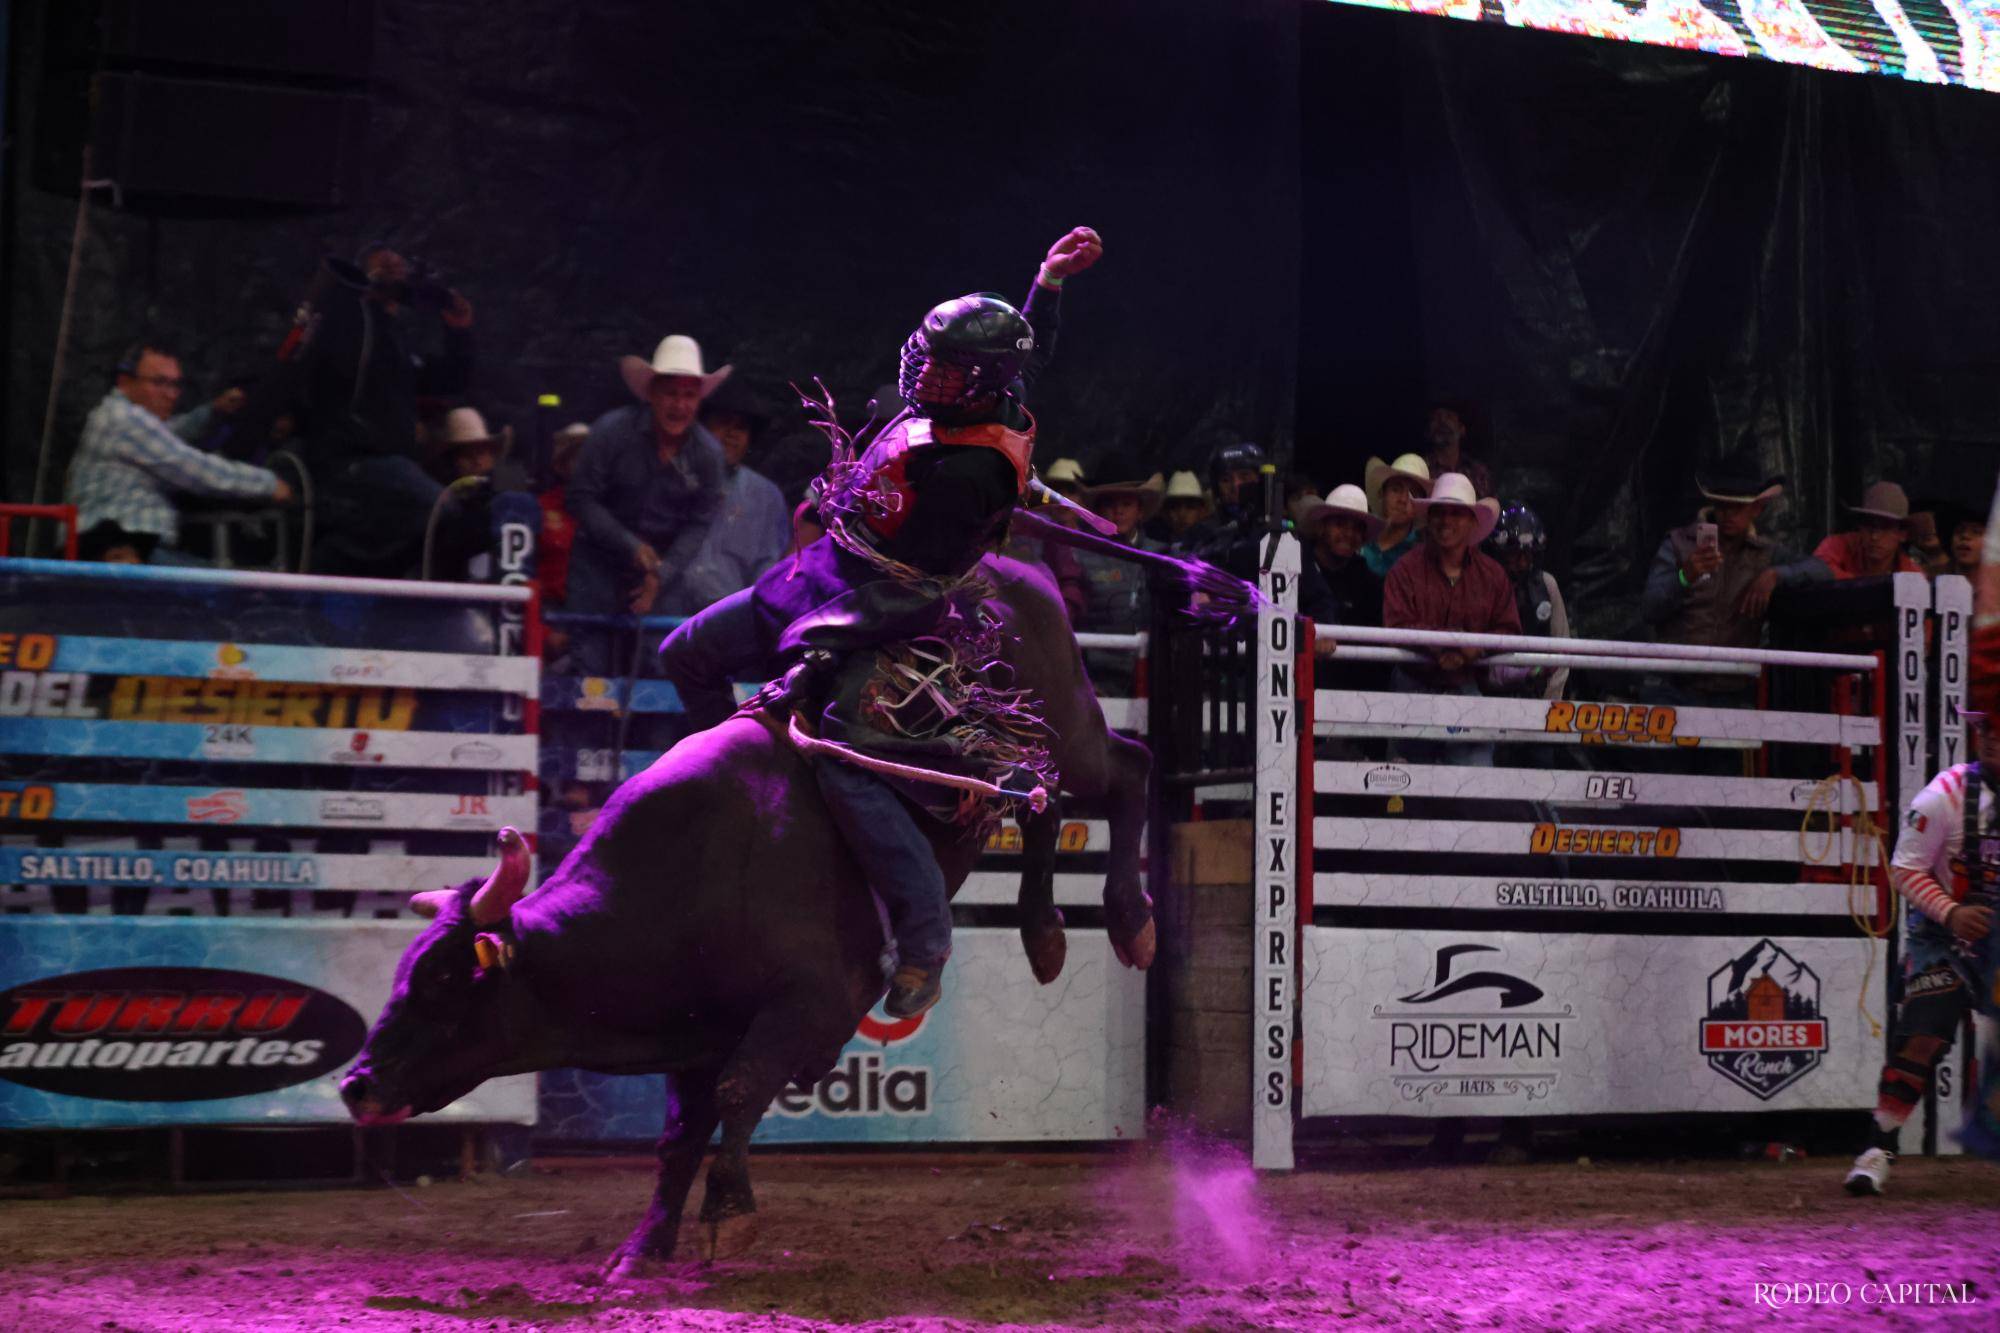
[1334,0,1996,91]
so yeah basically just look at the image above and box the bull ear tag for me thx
[473,933,515,971]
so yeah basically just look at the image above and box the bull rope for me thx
[787,713,1049,813]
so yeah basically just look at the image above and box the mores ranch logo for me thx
[0,967,366,1102]
[1700,940,1827,1100]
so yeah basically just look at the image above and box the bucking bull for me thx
[340,542,1175,1276]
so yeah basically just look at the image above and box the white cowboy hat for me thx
[1164,471,1208,504]
[618,335,733,403]
[1294,483,1385,538]
[1043,458,1086,489]
[1413,471,1502,544]
[430,406,512,461]
[1363,453,1433,514]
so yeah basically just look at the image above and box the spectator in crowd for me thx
[1295,483,1384,631]
[536,422,589,608]
[1812,482,1923,580]
[1484,503,1569,701]
[1361,453,1430,576]
[1043,457,1087,503]
[429,405,508,482]
[659,380,791,615]
[1423,404,1494,500]
[1074,456,1165,697]
[1383,472,1515,765]
[1937,502,1986,579]
[66,341,291,565]
[566,334,729,673]
[1638,469,1829,708]
[1177,441,1269,573]
[1158,470,1211,544]
[416,406,514,581]
[302,245,474,576]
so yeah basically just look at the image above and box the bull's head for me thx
[340,827,530,1124]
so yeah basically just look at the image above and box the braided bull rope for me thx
[787,712,1049,813]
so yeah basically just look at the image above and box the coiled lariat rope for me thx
[1799,772,1895,1040]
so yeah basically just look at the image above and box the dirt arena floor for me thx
[4,1146,1996,1331]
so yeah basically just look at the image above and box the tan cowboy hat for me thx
[1082,456,1166,521]
[1363,453,1433,514]
[1846,480,1911,524]
[1294,483,1385,538]
[1696,469,1785,507]
[1164,471,1209,505]
[618,334,733,403]
[430,406,512,461]
[1412,471,1502,544]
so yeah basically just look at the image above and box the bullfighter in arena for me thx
[1844,715,1999,1193]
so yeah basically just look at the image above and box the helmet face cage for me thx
[897,296,1034,415]
[1211,442,1267,480]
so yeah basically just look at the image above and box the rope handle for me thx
[787,713,1048,813]
[1798,772,1895,1040]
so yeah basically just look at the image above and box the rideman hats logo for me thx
[1376,943,1569,1105]
[1700,940,1826,1100]
[0,967,367,1102]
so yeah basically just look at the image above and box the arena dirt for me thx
[3,1149,1995,1330]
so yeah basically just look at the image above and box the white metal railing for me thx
[1313,622,1877,673]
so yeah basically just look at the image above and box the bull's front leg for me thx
[1102,730,1156,969]
[1017,795,1068,984]
[605,1066,722,1280]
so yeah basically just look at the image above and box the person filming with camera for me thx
[300,244,475,576]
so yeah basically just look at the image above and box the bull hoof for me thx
[1021,910,1068,985]
[1111,917,1156,971]
[704,1212,760,1262]
[602,1243,672,1284]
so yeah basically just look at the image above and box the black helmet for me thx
[1486,503,1547,557]
[897,293,1034,416]
[1209,441,1267,481]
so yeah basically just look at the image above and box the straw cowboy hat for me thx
[1413,471,1502,544]
[1846,480,1911,524]
[619,334,733,403]
[1294,483,1385,538]
[429,406,512,462]
[1164,471,1209,506]
[1082,456,1166,521]
[1695,468,1785,507]
[1363,453,1433,514]
[1043,458,1086,493]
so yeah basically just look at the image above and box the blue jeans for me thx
[657,587,767,730]
[814,759,951,969]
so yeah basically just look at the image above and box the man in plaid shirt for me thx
[66,343,290,562]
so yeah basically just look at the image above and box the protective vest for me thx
[860,413,1035,542]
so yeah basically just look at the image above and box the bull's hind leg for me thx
[1018,796,1067,984]
[1102,730,1156,969]
[606,1066,722,1279]
[699,993,856,1261]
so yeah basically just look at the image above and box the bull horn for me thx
[469,826,531,925]
[408,889,458,919]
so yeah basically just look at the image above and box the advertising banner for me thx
[538,929,1146,1144]
[1314,761,1875,814]
[0,783,533,831]
[0,917,534,1127]
[0,848,492,893]
[1314,690,1874,749]
[1299,927,1877,1118]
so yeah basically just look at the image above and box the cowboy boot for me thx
[885,957,946,1019]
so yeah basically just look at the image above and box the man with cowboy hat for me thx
[1812,481,1923,581]
[567,333,732,673]
[1638,465,1829,681]
[1360,453,1431,576]
[427,405,511,481]
[1157,471,1211,544]
[1382,471,1515,765]
[1295,483,1385,632]
[1074,455,1164,697]
[660,378,791,615]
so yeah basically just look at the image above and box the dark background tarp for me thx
[6,0,2000,631]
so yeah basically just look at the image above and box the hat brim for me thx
[1844,504,1910,524]
[1697,479,1784,507]
[433,424,514,462]
[1295,499,1386,538]
[1082,477,1166,522]
[620,356,733,404]
[1363,457,1432,513]
[1412,495,1502,545]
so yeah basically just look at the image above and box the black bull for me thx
[340,555,1155,1273]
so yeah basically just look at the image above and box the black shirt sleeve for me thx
[883,446,1020,576]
